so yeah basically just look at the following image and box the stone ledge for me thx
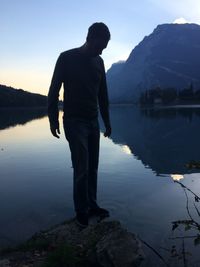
[0,219,144,267]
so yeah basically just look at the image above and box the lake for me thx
[0,106,200,266]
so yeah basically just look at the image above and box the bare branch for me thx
[139,237,170,267]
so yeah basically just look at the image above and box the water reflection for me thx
[121,145,132,155]
[1,106,200,265]
[0,108,47,130]
[1,106,200,177]
[105,106,200,176]
[170,174,184,181]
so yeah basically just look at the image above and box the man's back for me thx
[48,47,108,123]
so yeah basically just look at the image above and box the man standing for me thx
[48,22,111,227]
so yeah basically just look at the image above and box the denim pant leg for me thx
[63,119,89,214]
[88,120,100,209]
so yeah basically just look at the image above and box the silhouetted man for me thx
[48,22,111,227]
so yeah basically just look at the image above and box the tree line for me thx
[0,84,47,108]
[139,83,200,105]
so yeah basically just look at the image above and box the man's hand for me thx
[50,125,61,138]
[104,125,111,137]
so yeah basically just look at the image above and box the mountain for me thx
[107,23,200,103]
[0,84,47,107]
[106,61,126,77]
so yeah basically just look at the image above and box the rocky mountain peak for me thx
[107,23,200,103]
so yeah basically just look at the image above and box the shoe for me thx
[76,213,88,227]
[89,207,110,218]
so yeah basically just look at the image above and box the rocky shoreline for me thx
[0,218,144,267]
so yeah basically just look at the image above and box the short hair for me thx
[87,22,111,41]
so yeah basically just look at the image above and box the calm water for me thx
[1,106,200,266]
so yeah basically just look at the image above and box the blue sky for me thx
[1,0,200,95]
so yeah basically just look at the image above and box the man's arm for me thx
[48,54,64,138]
[98,60,111,137]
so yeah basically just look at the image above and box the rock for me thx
[0,259,10,267]
[96,230,144,267]
[45,220,144,267]
[0,219,144,267]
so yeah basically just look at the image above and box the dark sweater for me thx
[48,47,110,128]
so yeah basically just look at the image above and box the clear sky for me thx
[1,0,200,96]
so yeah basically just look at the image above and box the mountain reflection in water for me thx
[103,106,200,176]
[0,107,47,130]
[1,106,200,177]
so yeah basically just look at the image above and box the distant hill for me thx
[107,23,200,103]
[0,84,47,107]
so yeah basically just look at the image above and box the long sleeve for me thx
[47,54,64,128]
[98,60,111,128]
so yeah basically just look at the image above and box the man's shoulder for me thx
[96,56,104,69]
[60,48,80,58]
[96,55,104,63]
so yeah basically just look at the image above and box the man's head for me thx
[86,22,110,57]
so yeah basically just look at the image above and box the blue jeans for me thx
[63,118,100,214]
